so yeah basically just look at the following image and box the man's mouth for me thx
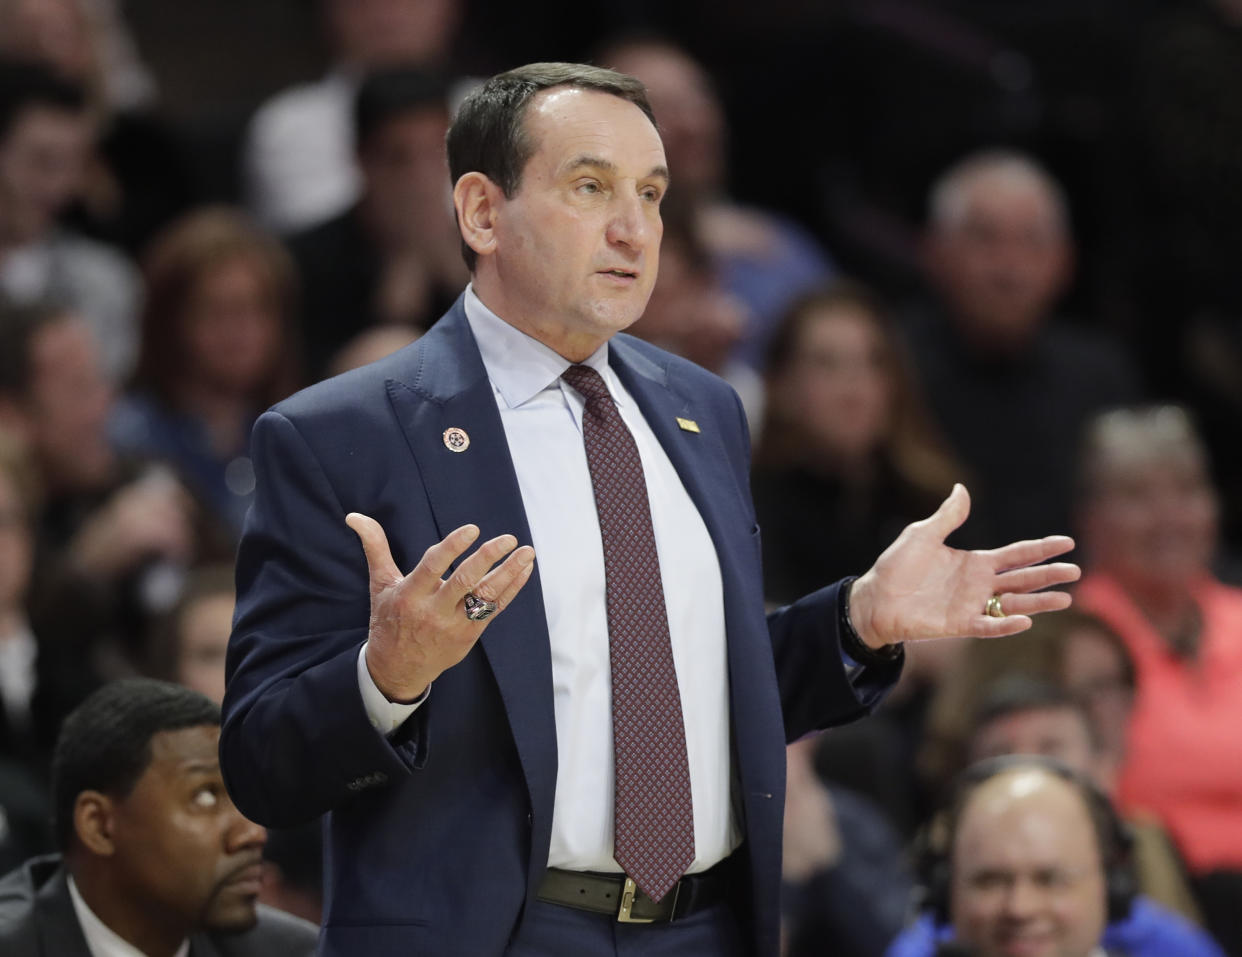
[598,268,638,280]
[220,861,264,895]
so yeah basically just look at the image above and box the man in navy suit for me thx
[220,62,1078,956]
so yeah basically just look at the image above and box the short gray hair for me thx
[928,149,1070,237]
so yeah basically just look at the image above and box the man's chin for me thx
[203,896,261,934]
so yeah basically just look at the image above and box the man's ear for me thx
[453,171,502,261]
[74,791,117,857]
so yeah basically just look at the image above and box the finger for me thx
[966,613,1034,639]
[992,590,1073,617]
[442,534,520,601]
[917,483,971,540]
[993,562,1082,594]
[984,535,1076,572]
[405,524,482,590]
[345,512,403,585]
[482,546,536,614]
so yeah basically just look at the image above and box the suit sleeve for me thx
[219,409,429,828]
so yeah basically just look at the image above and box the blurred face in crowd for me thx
[1081,444,1217,596]
[629,236,745,372]
[182,257,283,400]
[102,725,267,934]
[0,466,32,615]
[327,0,459,68]
[928,170,1070,353]
[968,706,1099,782]
[0,103,90,245]
[0,0,95,82]
[773,303,892,467]
[14,315,114,493]
[1059,628,1133,781]
[951,768,1108,957]
[175,591,233,705]
[463,87,667,361]
[604,43,725,197]
[358,105,453,249]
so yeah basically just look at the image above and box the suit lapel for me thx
[385,301,558,860]
[609,339,754,606]
[33,865,94,957]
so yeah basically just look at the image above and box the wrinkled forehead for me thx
[521,86,664,164]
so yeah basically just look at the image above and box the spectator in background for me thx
[781,734,914,957]
[0,438,53,876]
[147,566,327,928]
[599,36,836,369]
[752,281,962,605]
[110,207,300,536]
[0,437,40,764]
[0,678,319,955]
[326,324,422,379]
[921,609,1136,798]
[244,0,462,234]
[962,676,1202,925]
[0,301,224,715]
[0,59,140,381]
[286,68,464,380]
[887,757,1224,957]
[1075,405,1242,954]
[906,150,1139,546]
[150,562,234,705]
[753,281,968,842]
[0,0,195,257]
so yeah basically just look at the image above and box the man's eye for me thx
[577,181,600,194]
[641,188,663,204]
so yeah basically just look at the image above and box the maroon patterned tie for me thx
[561,364,695,903]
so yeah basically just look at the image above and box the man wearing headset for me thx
[886,756,1224,957]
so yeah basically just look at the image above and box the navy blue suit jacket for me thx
[220,297,901,956]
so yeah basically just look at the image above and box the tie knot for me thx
[562,364,611,405]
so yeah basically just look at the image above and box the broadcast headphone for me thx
[916,754,1138,925]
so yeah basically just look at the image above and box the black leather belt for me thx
[536,856,737,923]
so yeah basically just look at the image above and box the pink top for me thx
[1077,573,1242,873]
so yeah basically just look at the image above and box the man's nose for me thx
[1001,877,1044,919]
[224,804,268,853]
[605,192,654,249]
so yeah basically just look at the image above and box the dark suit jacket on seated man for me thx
[0,679,319,957]
[219,62,1079,957]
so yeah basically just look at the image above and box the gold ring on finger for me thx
[985,595,1006,618]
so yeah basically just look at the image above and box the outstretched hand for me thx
[847,484,1080,650]
[346,514,536,702]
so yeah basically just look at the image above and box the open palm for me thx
[849,485,1080,648]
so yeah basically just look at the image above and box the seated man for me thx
[0,678,318,956]
[887,755,1224,957]
[965,677,1202,925]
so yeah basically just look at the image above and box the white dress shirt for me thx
[68,875,190,957]
[359,284,741,872]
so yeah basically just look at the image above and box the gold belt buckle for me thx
[616,876,680,923]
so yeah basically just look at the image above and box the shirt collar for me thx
[68,875,190,957]
[462,284,623,409]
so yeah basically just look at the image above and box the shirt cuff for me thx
[357,642,429,735]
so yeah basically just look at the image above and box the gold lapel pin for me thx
[443,427,470,452]
[676,417,701,433]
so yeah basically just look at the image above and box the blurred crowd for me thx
[1,0,1242,955]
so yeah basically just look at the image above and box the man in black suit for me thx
[0,678,318,956]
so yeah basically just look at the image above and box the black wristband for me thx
[839,577,902,665]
